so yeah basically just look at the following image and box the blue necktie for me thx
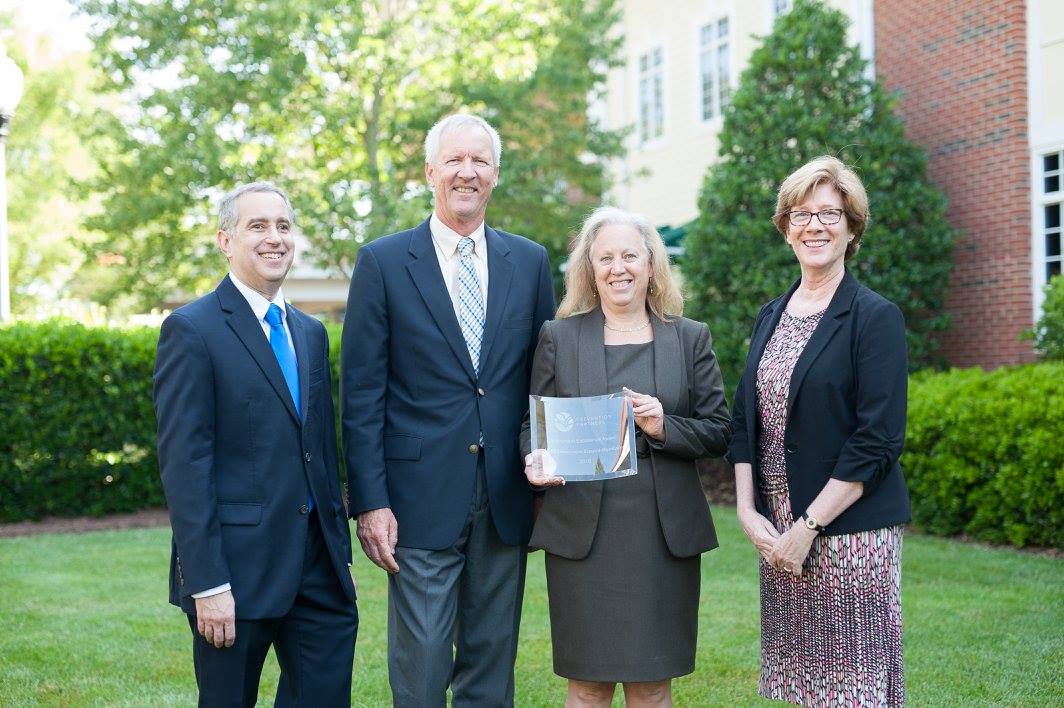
[265,304,313,511]
[264,304,300,416]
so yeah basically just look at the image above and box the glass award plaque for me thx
[528,392,638,482]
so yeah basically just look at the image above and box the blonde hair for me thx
[772,155,870,259]
[557,206,683,320]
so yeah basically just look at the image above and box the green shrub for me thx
[0,321,162,522]
[0,320,348,523]
[903,363,1064,548]
[1028,276,1064,361]
[6,322,1061,551]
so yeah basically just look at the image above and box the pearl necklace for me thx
[603,320,650,332]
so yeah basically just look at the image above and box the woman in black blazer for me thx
[520,207,730,707]
[730,156,910,706]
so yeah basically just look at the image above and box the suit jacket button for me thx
[786,444,797,454]
[304,451,312,463]
[299,504,310,515]
[468,443,479,454]
[477,387,486,396]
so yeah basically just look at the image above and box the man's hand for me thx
[195,590,236,648]
[357,507,399,573]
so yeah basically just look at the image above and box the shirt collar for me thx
[430,212,486,258]
[228,272,286,324]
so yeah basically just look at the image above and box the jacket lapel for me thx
[404,218,477,383]
[577,308,608,396]
[742,281,795,448]
[477,225,514,370]
[287,306,310,423]
[786,270,858,419]
[216,277,301,426]
[650,314,684,414]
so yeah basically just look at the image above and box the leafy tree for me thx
[74,0,623,308]
[682,0,954,386]
[1,20,98,314]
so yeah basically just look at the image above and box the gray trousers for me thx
[387,456,527,708]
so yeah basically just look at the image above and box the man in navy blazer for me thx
[154,183,358,706]
[341,114,555,706]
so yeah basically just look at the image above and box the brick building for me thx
[602,0,1064,368]
[874,0,1058,366]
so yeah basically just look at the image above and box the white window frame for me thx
[697,15,732,126]
[1034,147,1064,304]
[636,45,666,145]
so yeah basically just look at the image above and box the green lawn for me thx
[1,512,1061,706]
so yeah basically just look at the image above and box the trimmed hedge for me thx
[0,321,162,522]
[3,322,1063,549]
[0,321,346,523]
[903,364,1064,548]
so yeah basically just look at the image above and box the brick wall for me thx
[875,0,1035,367]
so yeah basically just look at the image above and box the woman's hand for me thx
[737,507,781,561]
[767,522,818,576]
[524,450,565,487]
[623,387,665,440]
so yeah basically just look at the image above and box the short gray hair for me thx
[217,182,296,233]
[424,114,502,167]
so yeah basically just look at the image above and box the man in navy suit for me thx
[154,183,358,706]
[341,114,555,706]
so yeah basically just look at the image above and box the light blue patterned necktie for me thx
[456,237,485,374]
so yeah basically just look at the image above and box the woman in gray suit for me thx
[521,207,731,707]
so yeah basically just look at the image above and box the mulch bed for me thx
[0,508,171,538]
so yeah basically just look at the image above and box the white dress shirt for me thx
[429,212,489,318]
[191,273,293,600]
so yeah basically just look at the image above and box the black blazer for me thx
[520,309,731,559]
[729,270,911,534]
[153,276,355,618]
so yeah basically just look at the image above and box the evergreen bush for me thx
[1028,276,1064,361]
[682,0,954,387]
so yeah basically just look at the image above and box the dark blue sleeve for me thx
[153,312,230,596]
[340,247,392,517]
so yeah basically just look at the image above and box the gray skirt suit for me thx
[520,308,731,681]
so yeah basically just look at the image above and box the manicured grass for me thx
[1,511,1061,706]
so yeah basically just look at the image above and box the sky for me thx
[5,0,92,56]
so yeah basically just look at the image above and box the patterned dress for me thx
[755,309,904,707]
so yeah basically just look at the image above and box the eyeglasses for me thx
[787,208,844,227]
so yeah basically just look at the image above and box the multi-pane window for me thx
[1043,150,1063,280]
[699,18,730,122]
[638,47,665,143]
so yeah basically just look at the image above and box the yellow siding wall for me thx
[603,0,868,228]
[1035,1,1064,126]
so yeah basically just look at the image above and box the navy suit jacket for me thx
[153,276,355,619]
[341,218,555,549]
[728,269,911,534]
